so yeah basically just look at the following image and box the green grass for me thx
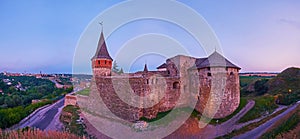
[238,95,278,123]
[140,98,247,127]
[60,105,88,137]
[240,76,272,88]
[76,88,90,96]
[140,107,195,127]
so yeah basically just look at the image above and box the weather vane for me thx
[99,21,103,30]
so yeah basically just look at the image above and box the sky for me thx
[0,0,300,74]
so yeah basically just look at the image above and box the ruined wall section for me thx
[167,56,197,107]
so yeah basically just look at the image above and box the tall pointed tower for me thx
[92,29,113,76]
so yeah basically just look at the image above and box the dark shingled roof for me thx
[156,63,167,69]
[196,51,240,69]
[92,31,113,60]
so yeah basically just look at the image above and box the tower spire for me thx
[91,22,113,76]
[92,22,113,60]
[143,63,148,72]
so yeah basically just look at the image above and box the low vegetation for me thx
[0,128,83,139]
[238,96,278,123]
[140,108,190,127]
[240,67,300,105]
[77,88,90,96]
[237,67,300,123]
[240,76,272,97]
[268,67,300,95]
[140,98,247,126]
[260,105,300,139]
[219,107,287,138]
[60,105,88,137]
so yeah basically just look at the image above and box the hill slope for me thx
[267,67,300,94]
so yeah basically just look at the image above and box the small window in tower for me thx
[207,67,211,71]
[167,70,170,75]
[146,79,149,84]
[207,72,212,76]
[230,72,234,75]
[173,82,180,89]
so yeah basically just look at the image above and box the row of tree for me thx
[0,74,73,129]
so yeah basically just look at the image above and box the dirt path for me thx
[216,100,255,137]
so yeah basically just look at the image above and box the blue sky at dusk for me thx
[0,0,300,74]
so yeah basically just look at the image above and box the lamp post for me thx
[216,120,219,137]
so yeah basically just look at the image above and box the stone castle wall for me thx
[93,68,111,76]
[90,55,240,121]
[94,76,182,121]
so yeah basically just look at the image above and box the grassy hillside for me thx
[240,67,300,105]
[237,67,300,124]
[267,67,300,94]
[240,76,272,97]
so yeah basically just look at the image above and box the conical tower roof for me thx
[92,30,113,60]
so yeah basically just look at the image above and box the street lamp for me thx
[216,120,219,137]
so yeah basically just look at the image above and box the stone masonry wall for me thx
[93,68,111,76]
[195,67,240,119]
[94,76,182,121]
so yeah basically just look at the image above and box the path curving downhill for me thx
[234,101,300,139]
[166,100,255,139]
[215,100,255,137]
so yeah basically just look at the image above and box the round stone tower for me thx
[91,29,113,76]
[195,51,241,119]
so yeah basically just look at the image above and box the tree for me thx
[112,61,120,73]
[112,61,124,74]
[12,95,22,106]
[4,97,15,108]
[254,79,269,96]
[119,68,124,74]
[0,97,4,105]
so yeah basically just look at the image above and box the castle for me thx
[90,29,240,121]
